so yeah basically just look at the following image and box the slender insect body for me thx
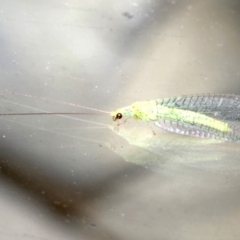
[111,95,240,142]
[2,90,240,142]
[161,107,230,133]
[112,99,231,132]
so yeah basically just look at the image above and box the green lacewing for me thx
[111,94,240,141]
[2,90,240,141]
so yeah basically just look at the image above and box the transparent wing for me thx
[155,119,240,141]
[155,94,240,141]
[158,94,240,121]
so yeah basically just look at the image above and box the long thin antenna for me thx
[0,112,101,116]
[0,98,110,128]
[3,89,111,114]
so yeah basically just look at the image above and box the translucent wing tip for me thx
[155,120,240,142]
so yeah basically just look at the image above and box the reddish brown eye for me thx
[112,113,123,121]
[116,113,122,119]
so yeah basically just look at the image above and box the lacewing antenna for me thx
[3,89,111,114]
[0,112,103,116]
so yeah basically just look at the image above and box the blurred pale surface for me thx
[0,0,240,239]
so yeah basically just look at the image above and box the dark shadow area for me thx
[0,142,151,240]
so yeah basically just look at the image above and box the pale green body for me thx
[111,100,231,133]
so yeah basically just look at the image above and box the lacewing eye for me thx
[113,113,123,121]
[116,113,122,119]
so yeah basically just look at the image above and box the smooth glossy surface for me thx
[1,1,240,240]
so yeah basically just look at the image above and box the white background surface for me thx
[0,0,240,239]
